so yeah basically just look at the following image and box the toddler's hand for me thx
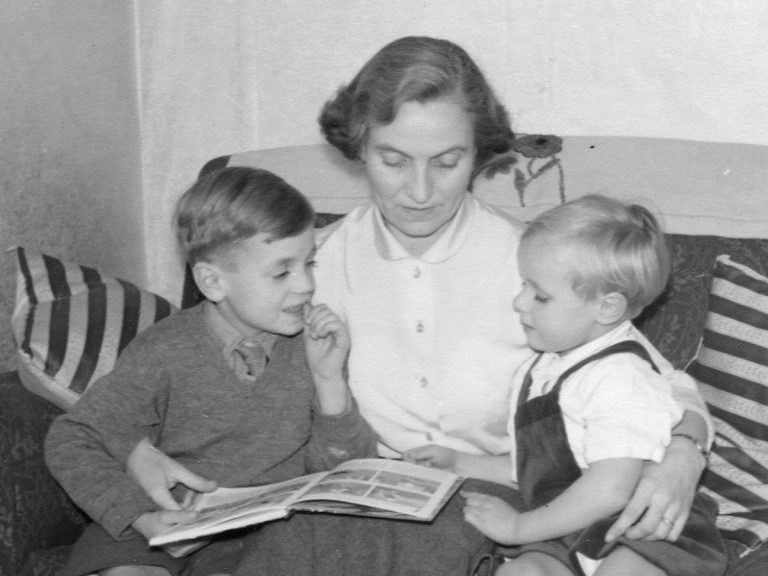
[462,491,521,546]
[403,444,458,471]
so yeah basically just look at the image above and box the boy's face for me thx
[209,228,316,338]
[513,238,606,355]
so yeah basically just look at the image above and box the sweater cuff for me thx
[313,396,366,439]
[97,483,157,540]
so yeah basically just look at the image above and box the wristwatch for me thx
[671,433,710,459]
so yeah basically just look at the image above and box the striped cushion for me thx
[687,255,768,554]
[11,247,177,410]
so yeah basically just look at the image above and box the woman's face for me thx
[360,98,477,256]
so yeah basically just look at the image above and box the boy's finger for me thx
[160,509,198,526]
[150,490,182,511]
[172,464,218,494]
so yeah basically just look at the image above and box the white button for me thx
[419,377,428,388]
[413,267,421,278]
[416,321,424,333]
[426,432,434,441]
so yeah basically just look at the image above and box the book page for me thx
[149,472,325,547]
[291,459,464,520]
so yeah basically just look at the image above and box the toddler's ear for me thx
[596,292,628,325]
[192,261,226,303]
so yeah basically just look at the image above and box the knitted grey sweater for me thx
[45,304,375,539]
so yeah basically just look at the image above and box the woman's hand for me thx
[605,436,706,542]
[126,438,217,511]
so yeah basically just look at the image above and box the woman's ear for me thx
[192,261,226,303]
[596,292,628,325]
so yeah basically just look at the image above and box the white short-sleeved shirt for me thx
[313,194,530,457]
[507,321,685,482]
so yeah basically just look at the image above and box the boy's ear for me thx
[192,261,226,303]
[596,292,628,325]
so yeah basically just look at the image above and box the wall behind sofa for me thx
[0,1,144,371]
[138,0,768,300]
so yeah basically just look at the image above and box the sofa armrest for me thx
[0,371,87,575]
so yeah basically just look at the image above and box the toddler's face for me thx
[216,228,316,337]
[513,238,604,355]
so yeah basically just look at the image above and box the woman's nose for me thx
[406,165,433,203]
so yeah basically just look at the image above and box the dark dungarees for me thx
[504,341,727,576]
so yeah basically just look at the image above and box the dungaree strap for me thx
[518,340,659,405]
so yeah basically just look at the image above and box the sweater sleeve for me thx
[45,412,158,538]
[44,334,169,539]
[305,396,378,472]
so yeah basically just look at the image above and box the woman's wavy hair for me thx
[175,166,315,267]
[319,36,514,169]
[522,194,671,319]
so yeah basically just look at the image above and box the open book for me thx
[149,458,464,550]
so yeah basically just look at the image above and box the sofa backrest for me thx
[225,136,768,239]
[216,135,768,370]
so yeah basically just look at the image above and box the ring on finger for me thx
[661,517,674,528]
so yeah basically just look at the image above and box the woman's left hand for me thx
[605,437,705,542]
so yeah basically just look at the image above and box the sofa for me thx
[2,136,767,575]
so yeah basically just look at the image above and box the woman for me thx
[312,33,710,533]
[130,36,711,575]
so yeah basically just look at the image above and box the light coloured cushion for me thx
[11,247,177,410]
[687,255,768,553]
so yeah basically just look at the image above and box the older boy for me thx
[45,167,375,576]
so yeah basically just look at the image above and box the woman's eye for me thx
[306,260,317,269]
[534,294,550,304]
[435,154,460,169]
[382,154,406,168]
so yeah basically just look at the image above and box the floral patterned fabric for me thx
[0,371,87,576]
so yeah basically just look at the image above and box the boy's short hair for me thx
[522,194,670,318]
[175,166,315,266]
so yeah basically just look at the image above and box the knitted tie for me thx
[235,341,267,379]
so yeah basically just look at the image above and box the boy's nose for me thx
[292,269,314,293]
